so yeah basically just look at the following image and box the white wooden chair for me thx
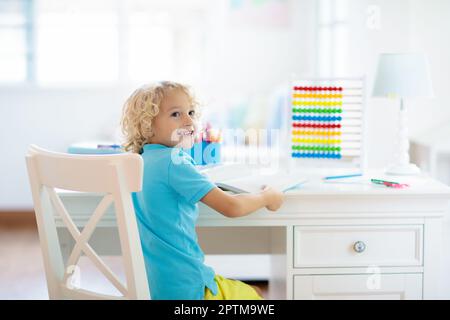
[25,145,150,300]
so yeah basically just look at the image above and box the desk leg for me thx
[423,218,444,299]
[269,227,287,300]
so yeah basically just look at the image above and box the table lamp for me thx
[372,53,434,175]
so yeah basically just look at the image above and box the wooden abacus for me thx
[288,77,367,171]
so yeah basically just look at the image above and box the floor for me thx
[0,212,268,299]
[0,213,48,299]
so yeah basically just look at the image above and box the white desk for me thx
[57,170,450,300]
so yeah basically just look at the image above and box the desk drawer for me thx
[293,225,423,268]
[293,274,423,300]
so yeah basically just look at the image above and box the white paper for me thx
[215,173,308,193]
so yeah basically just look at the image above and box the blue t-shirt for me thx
[132,143,218,299]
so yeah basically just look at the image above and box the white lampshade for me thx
[372,53,434,98]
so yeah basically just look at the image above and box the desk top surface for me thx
[56,165,450,198]
[55,166,450,225]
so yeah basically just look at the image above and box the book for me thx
[67,141,123,154]
[215,172,308,194]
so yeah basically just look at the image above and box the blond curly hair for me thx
[120,81,200,154]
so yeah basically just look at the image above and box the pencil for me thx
[323,173,363,180]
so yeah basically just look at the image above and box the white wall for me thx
[1,0,450,209]
[408,0,450,134]
[0,85,133,208]
[0,0,317,209]
[200,0,317,128]
[341,0,450,169]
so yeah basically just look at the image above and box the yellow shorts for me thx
[204,275,263,300]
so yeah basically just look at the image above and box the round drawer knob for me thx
[353,241,366,253]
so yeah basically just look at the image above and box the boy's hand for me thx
[261,185,284,212]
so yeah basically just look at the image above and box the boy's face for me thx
[149,89,197,148]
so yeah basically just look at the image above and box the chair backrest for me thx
[25,144,150,300]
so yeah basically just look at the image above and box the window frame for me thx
[0,0,208,87]
[315,0,350,77]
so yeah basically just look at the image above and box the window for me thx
[36,0,119,85]
[127,11,174,82]
[316,0,349,77]
[0,0,30,83]
[124,2,206,84]
[0,0,208,85]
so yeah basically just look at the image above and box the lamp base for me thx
[385,163,421,175]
